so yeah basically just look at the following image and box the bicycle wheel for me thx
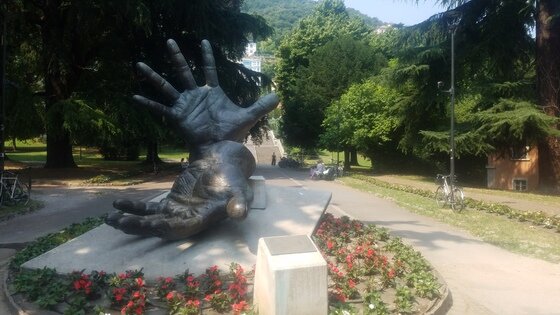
[450,187,465,211]
[12,181,30,205]
[0,182,16,206]
[435,186,446,207]
[0,184,9,207]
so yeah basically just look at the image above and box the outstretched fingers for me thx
[105,211,204,240]
[106,212,169,237]
[244,93,280,122]
[113,199,161,215]
[132,95,172,117]
[167,39,197,91]
[201,40,219,87]
[136,62,180,102]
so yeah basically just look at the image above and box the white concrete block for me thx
[249,176,266,209]
[253,235,328,315]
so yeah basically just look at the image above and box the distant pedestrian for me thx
[271,152,277,166]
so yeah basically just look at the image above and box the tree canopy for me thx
[275,0,378,149]
[3,0,275,167]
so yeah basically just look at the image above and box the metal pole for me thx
[0,9,6,172]
[450,24,456,198]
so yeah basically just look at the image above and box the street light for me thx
[439,10,462,204]
[0,6,7,172]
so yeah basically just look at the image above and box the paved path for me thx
[2,166,560,314]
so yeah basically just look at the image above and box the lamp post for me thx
[0,7,7,172]
[439,10,462,203]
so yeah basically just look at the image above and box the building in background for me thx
[241,42,262,73]
[486,145,539,191]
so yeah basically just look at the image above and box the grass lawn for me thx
[340,175,560,263]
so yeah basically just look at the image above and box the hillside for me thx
[242,0,384,41]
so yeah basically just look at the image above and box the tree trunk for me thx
[350,148,358,165]
[145,141,161,163]
[536,0,560,191]
[343,148,351,170]
[41,1,77,168]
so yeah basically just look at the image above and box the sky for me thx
[343,0,446,26]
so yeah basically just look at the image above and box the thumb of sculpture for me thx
[226,197,248,219]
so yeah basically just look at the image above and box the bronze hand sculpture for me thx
[106,39,279,240]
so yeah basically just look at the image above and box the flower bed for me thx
[9,214,444,314]
[314,213,443,314]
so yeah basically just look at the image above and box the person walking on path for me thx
[271,152,277,166]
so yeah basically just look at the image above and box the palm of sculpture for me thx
[106,39,279,240]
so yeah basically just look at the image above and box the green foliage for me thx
[363,291,389,315]
[322,80,399,165]
[13,268,68,309]
[6,0,276,166]
[276,0,378,148]
[474,99,560,147]
[395,286,415,314]
[351,0,558,174]
[10,217,105,270]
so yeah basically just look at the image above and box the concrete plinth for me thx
[253,235,327,315]
[22,185,331,280]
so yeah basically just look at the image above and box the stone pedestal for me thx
[22,185,331,279]
[253,235,327,315]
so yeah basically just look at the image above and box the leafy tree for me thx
[379,1,558,175]
[5,0,274,167]
[275,0,374,149]
[322,80,400,171]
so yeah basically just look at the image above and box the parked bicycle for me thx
[0,170,30,206]
[435,174,465,211]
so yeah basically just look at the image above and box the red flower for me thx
[387,268,396,279]
[135,277,144,287]
[327,240,334,250]
[186,299,200,308]
[232,300,249,314]
[166,292,175,301]
[113,287,126,301]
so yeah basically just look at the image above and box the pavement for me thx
[1,166,560,314]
